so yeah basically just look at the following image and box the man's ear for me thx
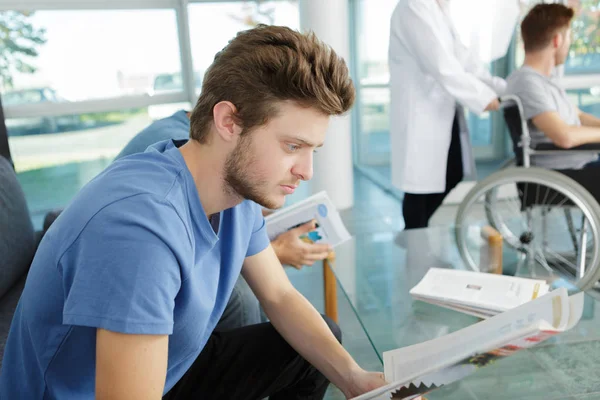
[553,32,563,50]
[212,101,243,143]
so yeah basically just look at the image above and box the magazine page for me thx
[409,268,549,314]
[265,191,351,247]
[351,290,583,400]
[385,289,573,382]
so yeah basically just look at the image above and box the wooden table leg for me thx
[480,225,503,274]
[323,252,338,323]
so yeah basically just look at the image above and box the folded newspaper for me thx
[265,191,351,247]
[351,288,583,400]
[409,268,550,319]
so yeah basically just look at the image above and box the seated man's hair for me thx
[190,24,355,143]
[521,4,574,52]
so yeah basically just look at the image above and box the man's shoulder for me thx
[506,67,552,99]
[507,67,545,87]
[69,153,188,231]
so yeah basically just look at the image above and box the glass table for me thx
[329,226,600,400]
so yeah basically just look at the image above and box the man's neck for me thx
[523,52,556,77]
[178,139,242,217]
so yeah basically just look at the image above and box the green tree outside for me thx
[0,11,47,89]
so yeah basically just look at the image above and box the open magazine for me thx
[409,268,550,319]
[351,288,584,400]
[265,191,351,247]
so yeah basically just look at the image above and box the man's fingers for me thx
[291,219,318,235]
[305,243,332,254]
[303,250,332,263]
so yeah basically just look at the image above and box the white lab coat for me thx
[388,0,506,194]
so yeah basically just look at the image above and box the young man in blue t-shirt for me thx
[115,109,335,332]
[0,25,386,399]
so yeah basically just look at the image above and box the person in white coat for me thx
[389,0,507,229]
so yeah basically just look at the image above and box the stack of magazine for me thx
[352,288,583,399]
[408,268,550,319]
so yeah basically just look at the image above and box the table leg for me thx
[480,225,503,274]
[323,253,338,323]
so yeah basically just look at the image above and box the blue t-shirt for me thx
[0,139,270,399]
[115,110,190,160]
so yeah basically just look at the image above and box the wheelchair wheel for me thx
[455,167,600,291]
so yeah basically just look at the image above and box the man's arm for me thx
[242,245,386,398]
[532,111,600,148]
[577,107,600,128]
[392,0,497,114]
[96,329,168,400]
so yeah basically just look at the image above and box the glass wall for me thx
[2,1,299,228]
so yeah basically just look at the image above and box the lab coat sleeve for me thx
[395,0,498,114]
[455,41,507,95]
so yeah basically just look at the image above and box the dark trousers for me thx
[163,315,342,400]
[403,112,464,230]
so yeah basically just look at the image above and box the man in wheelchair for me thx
[453,3,600,291]
[506,3,600,172]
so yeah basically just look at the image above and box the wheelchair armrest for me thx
[533,143,600,151]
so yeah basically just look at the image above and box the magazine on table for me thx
[409,268,550,319]
[350,288,583,399]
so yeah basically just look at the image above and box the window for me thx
[1,8,187,228]
[567,88,600,114]
[354,0,396,86]
[513,0,600,74]
[352,0,397,175]
[1,2,300,228]
[564,0,600,75]
[187,1,299,86]
[2,9,181,100]
[357,87,390,167]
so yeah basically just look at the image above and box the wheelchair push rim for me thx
[455,167,600,292]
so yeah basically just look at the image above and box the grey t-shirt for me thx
[506,66,597,169]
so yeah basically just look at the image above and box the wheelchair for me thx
[454,95,600,291]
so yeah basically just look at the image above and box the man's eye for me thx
[287,144,300,152]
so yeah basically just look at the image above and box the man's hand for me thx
[271,220,332,269]
[342,369,388,399]
[484,97,500,112]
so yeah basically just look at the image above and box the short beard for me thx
[224,134,279,209]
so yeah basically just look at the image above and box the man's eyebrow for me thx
[288,136,324,148]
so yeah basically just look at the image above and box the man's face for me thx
[223,101,329,209]
[555,28,572,66]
